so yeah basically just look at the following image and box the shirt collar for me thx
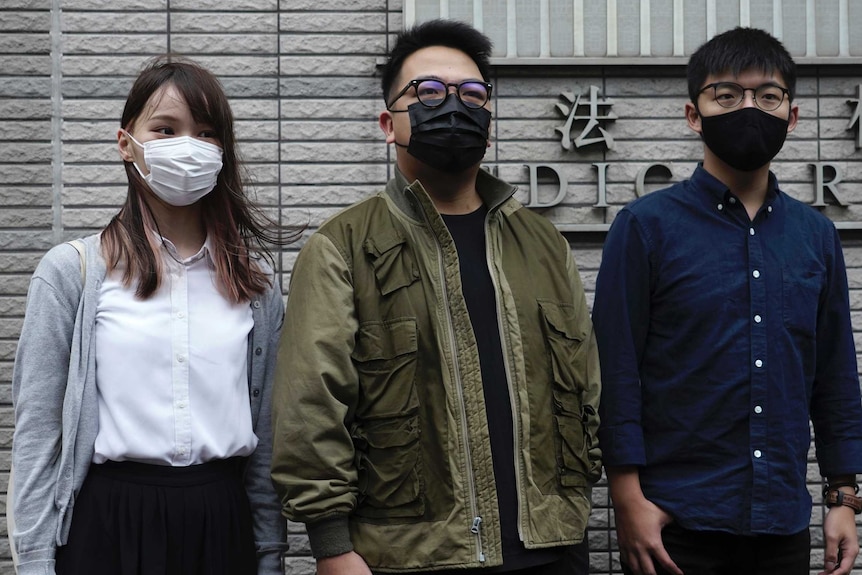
[691,163,782,215]
[154,231,213,266]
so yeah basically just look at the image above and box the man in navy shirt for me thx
[593,27,862,575]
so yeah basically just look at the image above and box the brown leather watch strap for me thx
[825,489,862,514]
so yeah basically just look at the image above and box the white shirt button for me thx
[177,401,186,409]
[767,206,773,212]
[177,311,185,319]
[177,354,186,363]
[755,359,763,368]
[754,315,762,323]
[729,197,737,204]
[717,203,724,211]
[754,405,763,414]
[754,450,762,458]
[752,270,761,278]
[749,228,755,236]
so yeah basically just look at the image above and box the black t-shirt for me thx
[441,205,563,572]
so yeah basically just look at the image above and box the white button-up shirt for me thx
[93,237,257,466]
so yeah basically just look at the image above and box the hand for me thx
[316,551,372,575]
[819,504,859,575]
[608,467,683,575]
[614,495,683,575]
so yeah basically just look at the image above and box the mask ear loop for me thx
[120,129,187,264]
[121,129,150,179]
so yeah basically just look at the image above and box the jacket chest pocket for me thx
[364,226,420,297]
[351,318,425,520]
[538,299,590,487]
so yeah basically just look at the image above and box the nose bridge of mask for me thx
[409,96,490,133]
[144,136,220,163]
[123,130,221,164]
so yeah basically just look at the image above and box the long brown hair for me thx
[103,56,289,303]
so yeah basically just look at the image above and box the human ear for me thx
[786,102,800,134]
[685,102,702,136]
[379,110,396,144]
[117,129,135,162]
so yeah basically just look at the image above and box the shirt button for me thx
[717,203,724,211]
[255,347,263,356]
[754,405,763,414]
[749,228,755,236]
[177,401,186,409]
[253,389,260,397]
[752,270,761,278]
[729,197,737,204]
[767,206,773,212]
[755,359,763,368]
[177,354,186,363]
[177,311,185,319]
[754,449,762,458]
[253,301,261,309]
[754,314,762,323]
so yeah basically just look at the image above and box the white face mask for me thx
[124,131,224,206]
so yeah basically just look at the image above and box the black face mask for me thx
[399,96,491,173]
[699,107,789,172]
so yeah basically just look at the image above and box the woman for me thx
[11,57,288,575]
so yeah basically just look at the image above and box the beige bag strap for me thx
[8,239,87,572]
[68,239,87,284]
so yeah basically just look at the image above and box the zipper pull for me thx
[471,516,483,534]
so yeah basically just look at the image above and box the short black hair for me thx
[381,19,493,104]
[687,27,797,102]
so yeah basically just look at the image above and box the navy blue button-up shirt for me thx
[593,166,862,535]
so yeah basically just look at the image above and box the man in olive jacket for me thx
[271,19,601,575]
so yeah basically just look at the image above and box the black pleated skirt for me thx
[56,457,257,575]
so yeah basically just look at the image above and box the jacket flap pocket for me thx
[352,318,418,361]
[364,230,419,296]
[538,299,585,342]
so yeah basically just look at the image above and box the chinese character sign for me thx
[849,84,862,149]
[555,85,617,151]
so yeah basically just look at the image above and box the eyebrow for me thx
[411,75,486,84]
[144,113,181,123]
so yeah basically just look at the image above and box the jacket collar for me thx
[385,166,518,224]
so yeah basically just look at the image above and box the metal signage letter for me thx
[635,164,673,197]
[810,163,846,207]
[525,164,567,208]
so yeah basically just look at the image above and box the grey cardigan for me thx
[11,234,287,575]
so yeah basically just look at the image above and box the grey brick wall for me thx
[1,2,861,574]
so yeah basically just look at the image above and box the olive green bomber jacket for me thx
[271,168,601,571]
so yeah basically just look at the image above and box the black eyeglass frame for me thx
[697,81,791,112]
[386,78,494,111]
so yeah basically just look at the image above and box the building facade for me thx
[1,0,861,573]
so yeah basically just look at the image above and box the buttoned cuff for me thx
[598,423,647,467]
[817,438,862,478]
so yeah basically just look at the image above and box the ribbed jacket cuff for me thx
[306,515,353,559]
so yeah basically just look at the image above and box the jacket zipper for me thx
[483,211,525,544]
[419,200,485,563]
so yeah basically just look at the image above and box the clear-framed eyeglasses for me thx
[387,78,493,111]
[698,82,790,112]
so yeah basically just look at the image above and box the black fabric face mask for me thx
[699,107,789,172]
[401,96,491,173]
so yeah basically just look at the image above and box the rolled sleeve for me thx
[592,209,652,467]
[811,227,862,477]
